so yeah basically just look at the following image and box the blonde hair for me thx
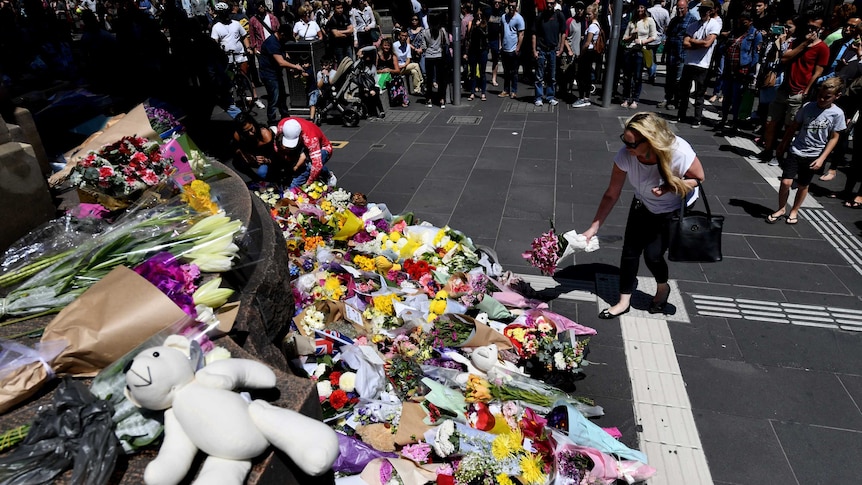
[298,4,313,16]
[625,112,692,196]
[820,76,844,94]
[586,4,599,16]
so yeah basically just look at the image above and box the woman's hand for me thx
[255,155,270,165]
[651,184,669,197]
[582,226,598,243]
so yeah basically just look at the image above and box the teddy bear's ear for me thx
[164,335,192,357]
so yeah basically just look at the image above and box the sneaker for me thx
[691,121,701,128]
[571,98,591,108]
[767,157,780,166]
[535,99,543,107]
[427,101,432,107]
[666,103,676,110]
[621,100,630,108]
[549,99,559,106]
[254,99,266,109]
[629,101,638,109]
[754,150,774,162]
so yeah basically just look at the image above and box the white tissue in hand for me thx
[558,230,600,264]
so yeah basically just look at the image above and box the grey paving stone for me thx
[455,123,493,137]
[728,319,862,374]
[428,155,476,180]
[397,143,446,167]
[356,150,402,173]
[679,356,862,429]
[411,210,450,227]
[714,196,776,217]
[694,411,798,485]
[337,173,381,195]
[523,121,559,138]
[476,146,519,170]
[442,135,485,157]
[571,344,632,401]
[366,191,413,214]
[491,119,527,130]
[377,166,432,194]
[514,158,556,186]
[838,373,862,411]
[702,258,852,293]
[486,129,523,147]
[668,316,743,360]
[494,216,552,267]
[823,264,862,296]
[388,122,428,134]
[575,395,640,451]
[405,178,466,214]
[520,137,558,160]
[720,213,813,238]
[773,421,862,483]
[416,126,458,144]
[326,160,358,177]
[719,234,758,259]
[462,167,514,195]
[745,236,848,265]
[676,280,787,301]
[503,184,555,220]
[449,206,503,240]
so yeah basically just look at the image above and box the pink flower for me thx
[140,169,159,185]
[130,151,148,164]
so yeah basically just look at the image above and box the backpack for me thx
[594,26,606,55]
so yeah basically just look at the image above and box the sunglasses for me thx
[620,133,647,149]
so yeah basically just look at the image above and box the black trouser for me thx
[577,49,598,99]
[619,198,674,295]
[677,64,709,122]
[664,57,683,105]
[425,56,447,105]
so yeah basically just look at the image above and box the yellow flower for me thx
[496,474,514,485]
[444,240,457,252]
[372,293,400,315]
[508,328,527,343]
[519,453,546,485]
[389,231,401,243]
[352,254,376,272]
[465,374,493,403]
[324,276,344,300]
[181,180,219,214]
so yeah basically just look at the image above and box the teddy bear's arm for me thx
[144,409,199,485]
[195,359,277,390]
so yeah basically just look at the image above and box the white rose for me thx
[554,352,567,370]
[317,380,333,398]
[339,372,357,393]
[313,363,328,378]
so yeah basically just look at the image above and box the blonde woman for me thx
[582,113,705,318]
[294,4,324,41]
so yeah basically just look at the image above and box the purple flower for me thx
[349,205,368,217]
[134,252,199,316]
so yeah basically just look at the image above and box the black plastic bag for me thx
[0,378,119,485]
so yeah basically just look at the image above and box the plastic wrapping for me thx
[0,378,119,485]
[0,215,108,276]
[0,340,67,381]
[332,433,398,474]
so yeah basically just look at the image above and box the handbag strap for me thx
[678,180,710,218]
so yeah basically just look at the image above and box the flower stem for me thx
[0,308,62,327]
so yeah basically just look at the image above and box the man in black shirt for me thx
[327,0,355,62]
[532,0,566,106]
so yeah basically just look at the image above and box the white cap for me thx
[281,119,302,148]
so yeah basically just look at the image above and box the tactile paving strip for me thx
[503,100,555,113]
[621,316,713,485]
[691,294,862,332]
[799,208,862,277]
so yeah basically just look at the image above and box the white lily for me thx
[193,277,234,308]
[182,233,241,272]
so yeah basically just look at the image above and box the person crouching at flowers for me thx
[582,112,705,319]
[274,117,334,188]
[232,112,277,181]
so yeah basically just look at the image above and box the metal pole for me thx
[601,0,624,108]
[451,0,462,105]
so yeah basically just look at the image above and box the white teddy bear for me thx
[124,335,339,485]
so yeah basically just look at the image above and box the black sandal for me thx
[598,306,630,320]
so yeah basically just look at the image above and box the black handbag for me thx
[668,181,724,263]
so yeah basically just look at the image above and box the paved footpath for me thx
[219,71,862,483]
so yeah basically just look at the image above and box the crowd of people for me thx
[4,0,862,209]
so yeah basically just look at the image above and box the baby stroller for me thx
[314,53,376,127]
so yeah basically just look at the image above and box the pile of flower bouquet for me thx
[254,180,655,485]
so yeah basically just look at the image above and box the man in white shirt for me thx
[676,0,721,127]
[393,29,424,94]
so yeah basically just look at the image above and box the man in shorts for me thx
[755,15,830,166]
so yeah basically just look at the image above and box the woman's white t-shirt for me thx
[294,20,322,40]
[585,22,600,50]
[613,136,699,214]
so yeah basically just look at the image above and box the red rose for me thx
[329,389,348,410]
[329,371,342,387]
[99,166,115,179]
